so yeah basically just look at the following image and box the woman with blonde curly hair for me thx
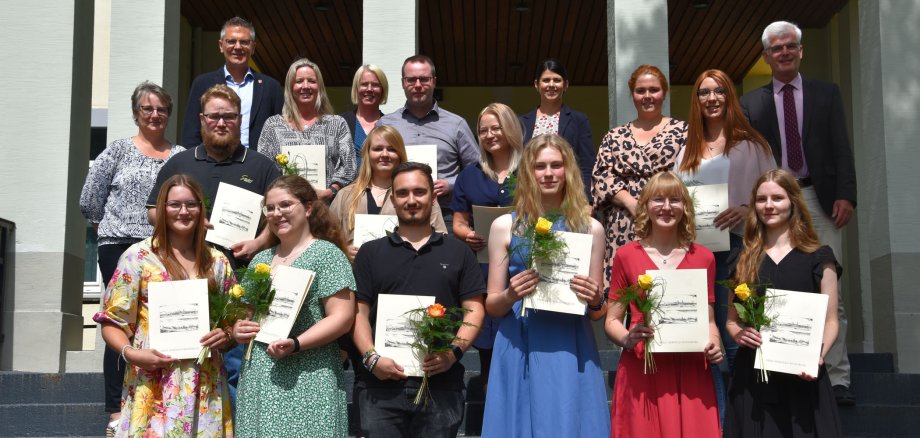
[725,169,841,437]
[483,134,610,436]
[605,171,722,437]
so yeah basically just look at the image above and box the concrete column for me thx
[607,0,670,127]
[858,0,920,372]
[0,1,94,372]
[106,0,180,143]
[363,0,418,114]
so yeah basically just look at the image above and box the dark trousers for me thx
[359,385,464,438]
[98,241,139,413]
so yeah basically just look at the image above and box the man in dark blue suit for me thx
[181,16,282,149]
[741,21,857,406]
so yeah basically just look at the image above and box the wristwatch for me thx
[451,345,464,362]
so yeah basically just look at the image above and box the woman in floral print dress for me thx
[592,65,687,284]
[232,175,356,437]
[94,174,236,437]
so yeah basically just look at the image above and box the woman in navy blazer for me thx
[520,58,595,199]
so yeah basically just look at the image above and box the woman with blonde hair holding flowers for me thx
[94,174,236,437]
[232,175,356,437]
[482,134,610,436]
[605,171,722,437]
[724,168,842,437]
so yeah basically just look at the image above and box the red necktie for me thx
[782,84,804,171]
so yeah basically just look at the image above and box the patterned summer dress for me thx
[93,238,236,438]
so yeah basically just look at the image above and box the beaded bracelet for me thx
[362,348,377,364]
[367,354,381,373]
[120,344,136,364]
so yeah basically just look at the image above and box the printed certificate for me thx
[471,206,512,263]
[375,294,436,377]
[688,184,730,252]
[353,214,399,247]
[645,269,710,353]
[148,279,210,359]
[205,182,263,249]
[255,265,315,344]
[281,144,327,189]
[756,289,829,377]
[526,231,593,315]
[404,144,439,181]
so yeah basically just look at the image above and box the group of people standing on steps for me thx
[82,14,854,438]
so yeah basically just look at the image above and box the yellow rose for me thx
[254,263,271,275]
[275,153,289,166]
[534,217,553,235]
[734,283,752,301]
[638,274,654,290]
[229,284,245,300]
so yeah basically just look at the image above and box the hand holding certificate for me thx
[206,182,264,249]
[526,231,594,315]
[755,289,828,377]
[148,279,211,360]
[644,269,709,353]
[374,294,436,377]
[255,265,314,344]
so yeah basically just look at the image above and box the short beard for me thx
[202,129,239,158]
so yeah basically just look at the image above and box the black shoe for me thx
[833,384,856,406]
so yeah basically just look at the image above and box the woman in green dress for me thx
[233,175,356,437]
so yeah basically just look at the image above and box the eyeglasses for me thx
[166,201,201,211]
[262,200,301,216]
[223,38,252,48]
[766,42,801,54]
[140,105,170,115]
[403,76,433,85]
[202,113,240,124]
[696,87,726,98]
[478,126,503,137]
[649,196,684,207]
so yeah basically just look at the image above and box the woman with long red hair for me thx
[94,174,236,437]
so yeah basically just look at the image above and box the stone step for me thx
[0,372,102,405]
[0,403,108,437]
[849,352,895,373]
[839,404,920,437]
[848,372,920,406]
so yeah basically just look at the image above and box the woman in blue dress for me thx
[482,134,610,436]
[451,103,523,394]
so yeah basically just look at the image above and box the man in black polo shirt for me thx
[353,162,485,438]
[146,84,279,406]
[147,84,280,268]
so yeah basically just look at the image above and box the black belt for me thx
[796,177,813,188]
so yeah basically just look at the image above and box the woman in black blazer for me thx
[520,58,595,199]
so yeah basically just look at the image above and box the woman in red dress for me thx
[605,171,723,437]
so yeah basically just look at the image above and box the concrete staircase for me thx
[1,351,917,437]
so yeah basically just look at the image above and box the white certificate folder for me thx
[756,289,829,377]
[255,265,315,344]
[645,269,710,353]
[147,279,210,359]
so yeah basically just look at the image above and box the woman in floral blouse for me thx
[592,65,687,284]
[94,174,236,437]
